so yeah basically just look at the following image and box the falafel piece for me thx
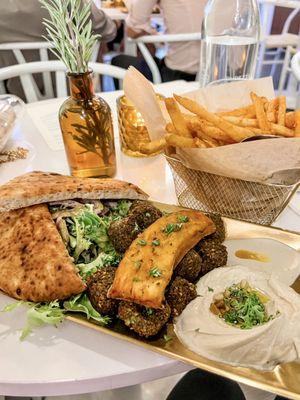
[206,214,226,243]
[166,277,197,318]
[197,238,228,276]
[118,301,171,337]
[108,202,162,254]
[87,266,119,316]
[130,201,163,230]
[175,249,203,282]
[108,217,139,254]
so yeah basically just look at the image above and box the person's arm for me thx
[89,1,117,43]
[126,0,157,38]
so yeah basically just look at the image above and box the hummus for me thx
[175,265,300,370]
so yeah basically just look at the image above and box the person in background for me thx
[0,0,117,99]
[112,0,206,82]
[166,369,288,400]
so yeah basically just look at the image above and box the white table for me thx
[0,81,299,397]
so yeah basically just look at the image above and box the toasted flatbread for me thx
[0,171,148,212]
[108,210,215,308]
[0,204,86,302]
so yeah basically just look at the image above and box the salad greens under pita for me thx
[2,199,132,339]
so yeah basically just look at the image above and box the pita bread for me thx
[0,171,148,212]
[0,204,86,302]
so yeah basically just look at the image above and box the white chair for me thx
[256,4,300,78]
[130,32,202,84]
[0,60,126,103]
[291,50,300,108]
[0,41,100,99]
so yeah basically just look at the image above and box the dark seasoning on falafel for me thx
[87,202,228,338]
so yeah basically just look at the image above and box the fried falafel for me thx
[108,217,139,254]
[206,213,226,243]
[197,238,228,276]
[118,301,171,337]
[166,277,197,318]
[108,202,162,254]
[130,201,163,230]
[87,266,119,316]
[175,249,202,282]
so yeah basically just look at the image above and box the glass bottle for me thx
[59,71,116,178]
[199,0,260,87]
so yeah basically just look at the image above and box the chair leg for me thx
[270,47,283,78]
[255,42,266,78]
[0,80,6,95]
[278,46,292,95]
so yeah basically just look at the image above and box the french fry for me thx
[138,138,166,154]
[295,110,300,137]
[188,123,220,147]
[271,123,294,137]
[249,125,294,138]
[218,104,255,117]
[285,112,295,129]
[192,118,234,143]
[174,94,254,142]
[223,116,258,128]
[277,96,286,126]
[244,111,257,119]
[165,122,175,134]
[164,98,192,138]
[165,134,207,148]
[250,92,271,131]
[249,128,271,136]
[265,99,278,123]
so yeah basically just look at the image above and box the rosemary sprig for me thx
[40,0,100,73]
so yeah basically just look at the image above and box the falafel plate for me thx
[1,171,299,373]
[0,172,228,340]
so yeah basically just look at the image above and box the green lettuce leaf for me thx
[63,293,110,325]
[112,200,132,218]
[2,300,65,340]
[76,251,121,280]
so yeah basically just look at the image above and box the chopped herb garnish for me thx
[163,334,173,342]
[208,287,214,292]
[163,223,183,235]
[134,260,142,269]
[144,307,154,316]
[133,277,141,283]
[137,239,147,246]
[152,239,160,246]
[149,267,162,278]
[210,281,277,330]
[178,215,189,223]
[133,222,140,233]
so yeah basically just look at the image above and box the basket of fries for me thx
[166,153,298,225]
[162,89,300,225]
[123,71,300,225]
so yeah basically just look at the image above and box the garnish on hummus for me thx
[210,280,274,329]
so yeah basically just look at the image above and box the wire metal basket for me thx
[166,155,299,225]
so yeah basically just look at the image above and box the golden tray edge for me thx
[67,201,300,400]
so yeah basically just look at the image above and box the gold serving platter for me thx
[67,202,300,399]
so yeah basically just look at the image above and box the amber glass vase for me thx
[59,71,116,178]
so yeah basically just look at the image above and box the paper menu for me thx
[26,102,64,151]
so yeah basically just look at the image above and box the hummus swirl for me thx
[175,265,300,370]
